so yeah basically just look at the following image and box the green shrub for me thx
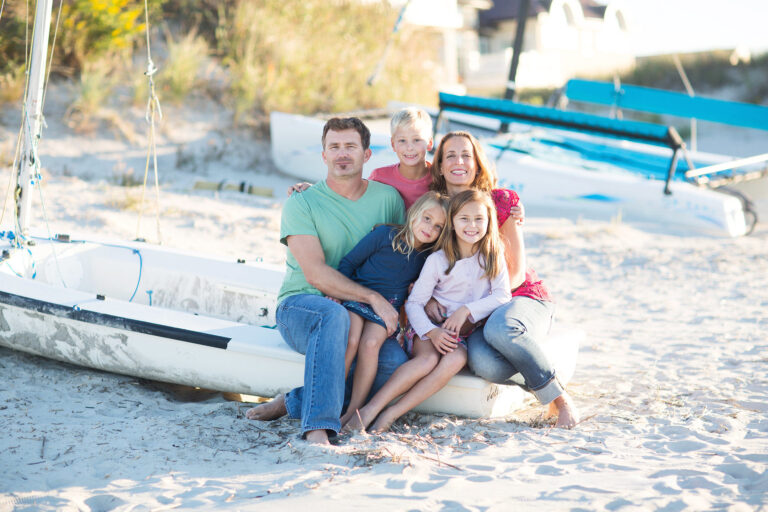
[158,27,210,103]
[57,0,149,73]
[217,0,436,120]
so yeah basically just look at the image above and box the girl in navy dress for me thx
[336,191,447,429]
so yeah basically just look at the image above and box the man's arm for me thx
[287,234,399,334]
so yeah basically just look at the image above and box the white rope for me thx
[136,0,163,243]
[41,0,64,111]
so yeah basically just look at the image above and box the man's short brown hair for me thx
[321,117,371,151]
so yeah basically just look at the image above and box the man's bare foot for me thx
[552,392,579,429]
[304,429,331,445]
[245,394,287,421]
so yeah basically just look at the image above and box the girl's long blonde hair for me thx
[430,131,498,194]
[391,191,448,256]
[437,189,504,279]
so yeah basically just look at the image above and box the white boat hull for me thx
[0,234,580,418]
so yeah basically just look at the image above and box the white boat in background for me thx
[270,111,399,183]
[270,84,768,238]
[1,0,581,420]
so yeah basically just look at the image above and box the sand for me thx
[1,92,767,511]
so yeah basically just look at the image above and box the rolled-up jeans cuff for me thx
[532,376,563,405]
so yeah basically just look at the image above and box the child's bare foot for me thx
[552,392,579,429]
[245,394,287,421]
[304,429,331,445]
[369,410,396,433]
[340,409,356,429]
[342,405,378,432]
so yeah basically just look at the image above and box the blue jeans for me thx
[276,294,407,436]
[467,296,562,405]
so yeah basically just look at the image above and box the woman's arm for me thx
[499,211,526,290]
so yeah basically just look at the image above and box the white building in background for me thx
[388,0,492,94]
[461,0,635,92]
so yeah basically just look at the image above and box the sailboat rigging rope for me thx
[41,0,65,110]
[135,0,163,244]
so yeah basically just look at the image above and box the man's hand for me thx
[426,327,459,355]
[286,182,312,196]
[424,297,447,324]
[369,295,399,336]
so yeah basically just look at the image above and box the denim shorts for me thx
[342,296,402,335]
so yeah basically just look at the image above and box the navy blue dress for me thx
[337,225,430,328]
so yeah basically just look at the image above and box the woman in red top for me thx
[427,131,579,428]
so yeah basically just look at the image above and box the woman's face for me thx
[440,136,477,192]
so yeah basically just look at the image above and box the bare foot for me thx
[340,409,355,429]
[552,392,580,429]
[546,400,558,418]
[369,409,396,434]
[245,394,287,421]
[304,429,331,445]
[342,405,379,432]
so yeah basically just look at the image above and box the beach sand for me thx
[1,95,767,511]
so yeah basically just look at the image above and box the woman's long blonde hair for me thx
[430,131,498,194]
[391,191,448,256]
[437,189,504,279]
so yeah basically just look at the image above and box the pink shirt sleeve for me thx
[491,188,520,227]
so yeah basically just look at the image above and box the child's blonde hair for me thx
[390,107,433,139]
[392,191,448,256]
[437,190,504,279]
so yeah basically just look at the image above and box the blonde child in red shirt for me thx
[287,107,433,208]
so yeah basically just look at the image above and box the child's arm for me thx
[404,254,442,339]
[463,267,513,324]
[336,226,386,280]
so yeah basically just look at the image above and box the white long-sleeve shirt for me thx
[405,249,512,339]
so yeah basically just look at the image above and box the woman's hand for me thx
[426,327,459,355]
[424,297,447,324]
[509,202,525,225]
[442,306,471,334]
[286,182,312,196]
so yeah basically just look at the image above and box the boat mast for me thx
[15,0,53,241]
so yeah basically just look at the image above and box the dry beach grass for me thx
[1,94,767,511]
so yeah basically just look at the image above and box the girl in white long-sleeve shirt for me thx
[354,189,511,433]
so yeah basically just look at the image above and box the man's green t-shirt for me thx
[278,180,406,303]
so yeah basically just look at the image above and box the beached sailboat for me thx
[0,0,580,419]
[271,85,768,238]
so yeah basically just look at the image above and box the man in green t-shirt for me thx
[246,117,406,445]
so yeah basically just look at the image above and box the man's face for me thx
[321,129,371,180]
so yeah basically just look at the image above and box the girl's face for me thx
[412,205,446,247]
[440,136,477,191]
[452,200,488,249]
